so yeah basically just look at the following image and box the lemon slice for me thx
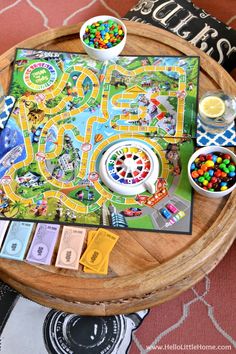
[199,96,225,118]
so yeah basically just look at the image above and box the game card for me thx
[0,220,10,249]
[55,226,86,270]
[80,228,119,272]
[26,223,60,265]
[83,230,109,274]
[0,221,34,260]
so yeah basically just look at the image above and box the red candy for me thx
[199,155,205,162]
[214,169,222,178]
[210,176,217,184]
[206,154,212,160]
[223,154,231,160]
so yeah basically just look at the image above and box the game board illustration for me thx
[0,49,199,233]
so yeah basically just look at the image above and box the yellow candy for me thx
[104,39,108,44]
[203,180,208,186]
[217,157,222,163]
[221,186,228,191]
[205,160,214,168]
[118,30,123,35]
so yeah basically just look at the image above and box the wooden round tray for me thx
[0,22,235,316]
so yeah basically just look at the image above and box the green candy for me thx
[206,175,211,181]
[198,176,204,182]
[223,167,229,173]
[219,163,226,170]
[108,20,114,26]
[223,159,230,165]
[209,188,214,192]
[229,164,235,172]
[84,38,89,44]
[204,172,209,178]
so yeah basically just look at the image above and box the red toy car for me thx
[123,207,142,217]
[166,203,178,214]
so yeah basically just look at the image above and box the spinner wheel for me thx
[99,140,159,196]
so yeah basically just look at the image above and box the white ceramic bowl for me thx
[80,16,127,61]
[188,146,236,198]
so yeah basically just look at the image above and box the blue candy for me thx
[220,181,227,186]
[191,163,195,170]
[229,171,235,177]
[208,169,214,176]
[212,154,218,163]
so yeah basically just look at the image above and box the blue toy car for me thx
[159,207,172,219]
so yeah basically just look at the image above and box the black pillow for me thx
[124,0,236,72]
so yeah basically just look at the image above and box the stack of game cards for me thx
[80,228,119,275]
[0,221,34,261]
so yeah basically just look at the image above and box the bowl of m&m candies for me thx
[79,16,127,61]
[188,146,236,198]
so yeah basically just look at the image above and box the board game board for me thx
[0,49,199,234]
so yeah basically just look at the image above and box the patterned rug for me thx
[0,0,235,54]
[0,1,235,353]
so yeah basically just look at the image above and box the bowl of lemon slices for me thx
[198,91,236,134]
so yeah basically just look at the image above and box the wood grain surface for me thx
[0,22,235,316]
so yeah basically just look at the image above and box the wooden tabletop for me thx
[0,21,235,316]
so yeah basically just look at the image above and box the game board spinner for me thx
[0,49,199,233]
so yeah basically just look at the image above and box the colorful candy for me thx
[83,20,124,49]
[190,152,235,192]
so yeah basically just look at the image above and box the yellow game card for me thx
[83,230,109,275]
[80,228,119,272]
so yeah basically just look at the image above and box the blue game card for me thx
[0,221,34,260]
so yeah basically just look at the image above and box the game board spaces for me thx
[0,49,199,234]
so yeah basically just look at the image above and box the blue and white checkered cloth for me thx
[0,96,16,130]
[197,116,236,147]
